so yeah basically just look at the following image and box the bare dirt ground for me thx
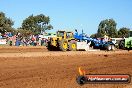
[0,46,132,88]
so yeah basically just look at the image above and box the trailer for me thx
[76,41,91,51]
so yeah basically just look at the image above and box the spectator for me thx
[0,33,2,39]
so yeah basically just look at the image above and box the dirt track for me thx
[0,46,132,88]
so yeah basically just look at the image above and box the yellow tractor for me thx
[46,30,77,51]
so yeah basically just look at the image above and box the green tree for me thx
[0,12,14,34]
[22,14,53,35]
[16,28,33,37]
[118,27,130,38]
[97,19,117,38]
[90,33,97,38]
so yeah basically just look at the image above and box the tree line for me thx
[0,11,130,38]
[90,19,130,38]
[0,12,53,36]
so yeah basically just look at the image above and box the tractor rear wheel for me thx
[69,41,77,51]
[59,39,68,51]
[119,40,125,49]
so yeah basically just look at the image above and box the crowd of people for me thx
[0,32,48,46]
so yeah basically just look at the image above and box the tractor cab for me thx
[57,31,74,39]
[66,32,74,38]
[119,30,132,49]
[129,31,132,37]
[57,31,66,39]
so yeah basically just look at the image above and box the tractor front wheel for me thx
[69,41,77,51]
[119,40,125,49]
[59,39,68,51]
